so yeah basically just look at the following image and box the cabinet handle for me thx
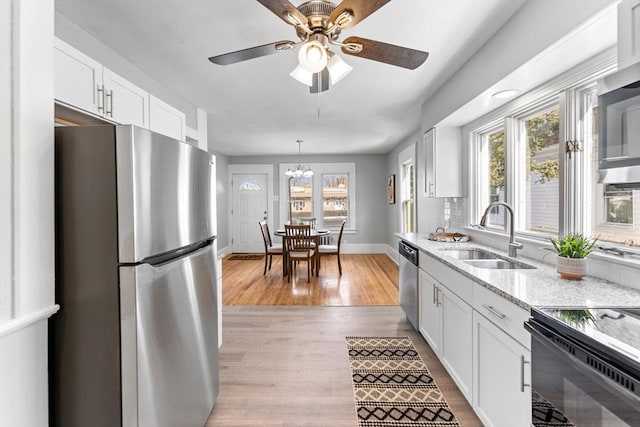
[482,304,506,319]
[106,90,113,117]
[97,85,104,111]
[435,286,441,307]
[432,284,437,304]
[428,182,435,196]
[520,355,531,392]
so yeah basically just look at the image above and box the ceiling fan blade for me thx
[330,0,391,30]
[341,36,429,70]
[310,68,330,94]
[209,40,296,65]
[256,0,308,27]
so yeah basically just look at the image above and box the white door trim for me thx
[228,164,274,251]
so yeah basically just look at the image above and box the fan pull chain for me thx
[317,73,321,119]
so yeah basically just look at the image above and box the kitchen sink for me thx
[441,248,536,269]
[441,248,502,260]
[463,258,536,270]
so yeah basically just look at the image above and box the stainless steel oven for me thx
[525,307,640,427]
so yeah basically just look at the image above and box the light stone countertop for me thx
[395,232,640,310]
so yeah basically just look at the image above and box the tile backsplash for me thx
[444,197,466,230]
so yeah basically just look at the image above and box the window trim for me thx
[278,162,356,231]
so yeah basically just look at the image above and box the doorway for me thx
[228,164,274,253]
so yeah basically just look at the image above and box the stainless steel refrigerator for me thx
[51,125,218,427]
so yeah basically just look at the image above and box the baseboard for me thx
[218,243,397,258]
[217,245,232,259]
[340,243,388,254]
[386,245,399,265]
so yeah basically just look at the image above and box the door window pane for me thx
[322,174,348,228]
[524,108,560,234]
[288,176,313,224]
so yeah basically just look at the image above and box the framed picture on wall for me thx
[387,174,395,204]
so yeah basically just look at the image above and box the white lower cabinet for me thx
[417,252,533,426]
[440,285,473,401]
[418,268,472,401]
[472,311,532,427]
[419,269,441,354]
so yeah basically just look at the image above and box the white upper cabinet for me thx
[55,38,103,116]
[102,68,149,129]
[55,38,186,135]
[618,0,640,68]
[55,38,149,127]
[149,94,186,141]
[423,127,462,198]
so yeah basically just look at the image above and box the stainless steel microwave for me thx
[598,62,640,186]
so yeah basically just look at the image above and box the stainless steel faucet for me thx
[479,202,523,257]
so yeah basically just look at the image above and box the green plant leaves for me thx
[549,233,598,258]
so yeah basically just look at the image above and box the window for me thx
[279,162,356,230]
[479,128,506,229]
[522,107,560,235]
[471,54,640,254]
[322,174,348,228]
[401,161,414,233]
[288,176,313,224]
[604,185,633,224]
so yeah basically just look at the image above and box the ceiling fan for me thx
[208,0,429,93]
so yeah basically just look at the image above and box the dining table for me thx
[274,228,331,277]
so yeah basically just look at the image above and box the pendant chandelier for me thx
[285,140,314,178]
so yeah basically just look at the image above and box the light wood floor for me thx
[221,254,399,306]
[206,305,482,427]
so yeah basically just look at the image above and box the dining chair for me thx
[259,221,283,275]
[318,220,346,275]
[284,224,315,282]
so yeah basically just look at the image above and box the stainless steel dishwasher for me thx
[399,240,419,330]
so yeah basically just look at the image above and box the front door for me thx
[231,173,268,253]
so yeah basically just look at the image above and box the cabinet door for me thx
[54,38,103,116]
[617,0,640,68]
[103,68,149,128]
[440,285,473,401]
[418,269,441,354]
[423,127,462,198]
[149,94,186,141]
[473,311,532,427]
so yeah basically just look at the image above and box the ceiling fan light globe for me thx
[298,40,328,73]
[327,53,353,84]
[290,65,314,86]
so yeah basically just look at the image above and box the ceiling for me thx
[54,0,531,156]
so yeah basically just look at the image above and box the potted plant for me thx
[549,233,598,280]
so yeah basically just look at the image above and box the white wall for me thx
[0,1,58,426]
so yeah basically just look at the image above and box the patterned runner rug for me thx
[346,336,460,427]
